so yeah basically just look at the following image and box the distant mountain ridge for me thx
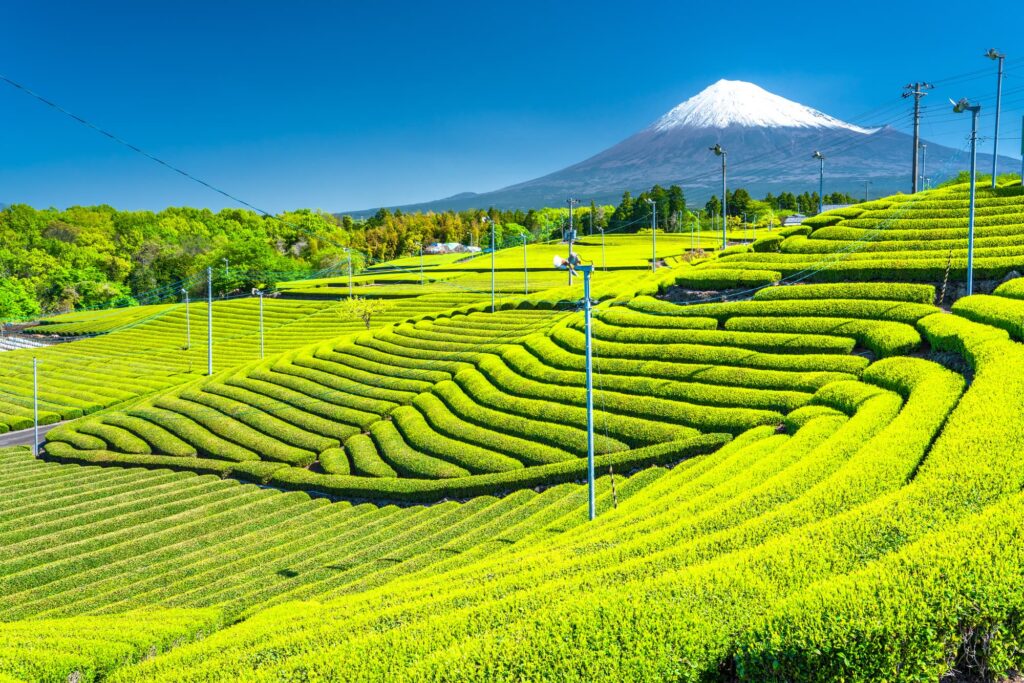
[342,80,1017,215]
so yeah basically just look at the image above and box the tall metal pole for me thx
[258,290,265,359]
[489,218,496,313]
[646,198,657,271]
[721,154,727,249]
[521,233,528,295]
[182,288,191,350]
[919,143,928,190]
[1020,115,1024,187]
[581,265,595,521]
[987,50,1006,187]
[967,106,980,295]
[599,228,606,271]
[206,266,213,375]
[903,82,933,193]
[32,357,39,457]
[710,145,728,250]
[345,248,354,297]
[813,151,825,214]
[567,198,579,285]
[863,180,872,202]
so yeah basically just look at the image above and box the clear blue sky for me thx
[1,0,1022,212]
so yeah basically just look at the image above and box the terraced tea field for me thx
[3,184,1024,681]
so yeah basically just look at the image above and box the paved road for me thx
[0,421,67,449]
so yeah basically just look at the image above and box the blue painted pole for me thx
[206,266,213,375]
[582,264,595,520]
[490,220,496,313]
[818,156,824,213]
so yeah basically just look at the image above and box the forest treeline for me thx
[0,183,856,320]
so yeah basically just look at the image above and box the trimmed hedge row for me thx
[368,420,470,479]
[431,378,611,456]
[672,268,781,291]
[522,334,851,392]
[952,294,1024,341]
[473,354,784,436]
[595,307,717,330]
[724,316,921,358]
[499,345,812,413]
[455,365,696,447]
[752,282,935,304]
[268,434,730,502]
[391,397,528,473]
[579,317,856,355]
[345,433,397,478]
[632,296,937,325]
[992,276,1024,300]
[550,324,869,375]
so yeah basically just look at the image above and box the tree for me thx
[705,195,721,217]
[338,296,391,330]
[0,278,40,322]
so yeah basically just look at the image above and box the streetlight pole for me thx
[482,216,496,312]
[645,198,657,271]
[555,256,596,520]
[813,150,825,214]
[953,97,982,296]
[710,144,727,250]
[919,143,928,190]
[582,264,595,520]
[521,233,529,295]
[345,248,354,297]
[986,49,1006,188]
[254,289,265,359]
[567,197,579,285]
[181,288,191,350]
[206,266,213,375]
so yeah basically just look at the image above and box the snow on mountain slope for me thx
[650,79,878,134]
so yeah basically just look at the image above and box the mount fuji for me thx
[350,80,1016,214]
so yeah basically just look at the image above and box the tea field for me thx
[2,182,1024,681]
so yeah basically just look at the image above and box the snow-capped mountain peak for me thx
[650,79,877,134]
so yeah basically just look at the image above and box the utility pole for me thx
[598,227,606,271]
[566,197,579,285]
[813,151,825,213]
[985,49,1006,188]
[710,144,727,250]
[903,82,933,193]
[181,288,191,350]
[953,98,982,295]
[206,266,213,375]
[863,180,872,202]
[645,198,657,271]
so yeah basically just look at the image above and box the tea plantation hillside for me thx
[675,176,1024,292]
[3,184,1024,681]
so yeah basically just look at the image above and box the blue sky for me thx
[1,0,1022,212]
